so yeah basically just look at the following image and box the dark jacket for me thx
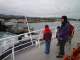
[60,23,69,40]
[56,29,62,40]
[43,28,52,41]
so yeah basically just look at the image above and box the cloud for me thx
[0,0,80,18]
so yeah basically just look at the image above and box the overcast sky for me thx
[0,0,80,19]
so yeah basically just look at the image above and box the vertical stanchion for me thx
[12,39,15,60]
[37,30,42,47]
[25,17,33,45]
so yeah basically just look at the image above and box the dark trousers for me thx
[59,40,66,55]
[45,40,51,54]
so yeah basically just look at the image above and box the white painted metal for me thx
[25,17,34,45]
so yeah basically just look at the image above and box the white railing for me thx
[0,29,43,60]
[0,17,45,60]
[0,26,56,60]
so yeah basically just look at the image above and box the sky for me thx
[0,0,80,19]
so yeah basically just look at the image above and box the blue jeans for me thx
[45,40,51,54]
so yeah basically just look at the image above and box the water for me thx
[0,32,16,46]
[29,22,61,31]
[0,21,80,39]
[0,32,15,39]
[29,21,80,31]
[74,21,80,31]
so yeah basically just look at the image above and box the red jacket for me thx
[43,28,52,41]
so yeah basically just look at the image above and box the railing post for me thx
[12,40,15,60]
[37,30,42,47]
[25,17,34,45]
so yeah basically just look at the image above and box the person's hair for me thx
[45,25,49,28]
[61,16,68,23]
[61,16,68,27]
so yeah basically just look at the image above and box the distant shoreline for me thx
[28,21,57,23]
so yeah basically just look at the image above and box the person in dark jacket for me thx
[56,26,62,46]
[43,25,52,54]
[56,16,70,58]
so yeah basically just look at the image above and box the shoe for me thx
[56,55,63,58]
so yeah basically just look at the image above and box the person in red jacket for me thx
[43,25,52,54]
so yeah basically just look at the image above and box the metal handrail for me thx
[2,44,34,60]
[2,41,32,55]
[0,28,44,60]
[0,29,42,41]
